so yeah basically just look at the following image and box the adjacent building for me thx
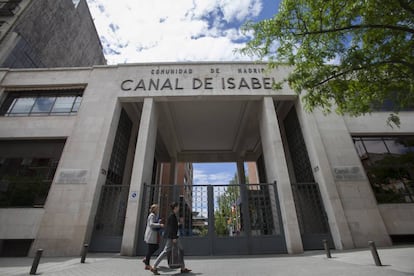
[0,0,106,68]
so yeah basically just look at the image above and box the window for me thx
[352,136,414,203]
[51,95,76,114]
[31,96,56,115]
[0,140,65,207]
[0,89,84,117]
[8,96,36,115]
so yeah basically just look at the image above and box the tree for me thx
[214,174,241,236]
[239,0,414,126]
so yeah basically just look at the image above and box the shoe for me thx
[144,265,152,270]
[150,267,160,275]
[142,258,146,264]
[181,268,192,273]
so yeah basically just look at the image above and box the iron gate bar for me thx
[291,182,333,250]
[137,182,287,255]
[89,184,130,252]
[207,185,214,254]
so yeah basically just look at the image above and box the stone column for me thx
[169,158,179,203]
[295,102,354,249]
[121,98,158,256]
[259,97,303,254]
[237,161,246,184]
[169,158,178,185]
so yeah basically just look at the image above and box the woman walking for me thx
[143,204,164,270]
[151,202,191,275]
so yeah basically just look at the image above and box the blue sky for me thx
[85,0,280,184]
[193,163,237,185]
[86,0,280,63]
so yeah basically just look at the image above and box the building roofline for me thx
[0,61,293,72]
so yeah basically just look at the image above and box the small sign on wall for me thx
[130,191,138,202]
[56,169,88,184]
[333,166,366,181]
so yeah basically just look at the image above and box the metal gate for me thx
[89,185,129,252]
[137,183,286,255]
[291,182,333,249]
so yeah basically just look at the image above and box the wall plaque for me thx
[333,166,365,181]
[56,169,88,184]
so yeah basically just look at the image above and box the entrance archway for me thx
[91,97,332,255]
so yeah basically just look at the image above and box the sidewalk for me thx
[0,246,413,276]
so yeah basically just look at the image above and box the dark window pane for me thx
[9,97,35,115]
[363,138,388,154]
[398,137,414,153]
[384,138,409,155]
[353,138,367,158]
[353,136,414,203]
[32,97,56,114]
[51,96,75,114]
[1,89,83,117]
[71,96,82,112]
[3,98,18,115]
[0,140,65,207]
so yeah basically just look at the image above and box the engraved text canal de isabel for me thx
[120,67,276,91]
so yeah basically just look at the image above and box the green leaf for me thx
[238,0,414,126]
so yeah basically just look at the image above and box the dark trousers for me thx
[144,243,159,265]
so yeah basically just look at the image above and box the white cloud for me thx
[193,169,234,185]
[86,0,263,63]
[325,54,341,65]
[220,0,262,22]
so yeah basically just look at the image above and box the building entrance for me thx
[91,97,332,255]
[136,183,286,255]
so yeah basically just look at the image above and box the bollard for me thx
[30,249,43,275]
[368,241,382,266]
[81,244,89,263]
[323,239,331,258]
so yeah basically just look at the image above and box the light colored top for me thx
[144,212,162,244]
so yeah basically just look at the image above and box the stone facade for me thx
[0,63,413,256]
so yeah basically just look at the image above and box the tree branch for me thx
[398,0,414,15]
[387,59,414,73]
[295,24,414,35]
[314,60,414,87]
[314,67,365,87]
[295,9,308,33]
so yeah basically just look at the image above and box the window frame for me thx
[0,89,84,117]
[352,136,414,204]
